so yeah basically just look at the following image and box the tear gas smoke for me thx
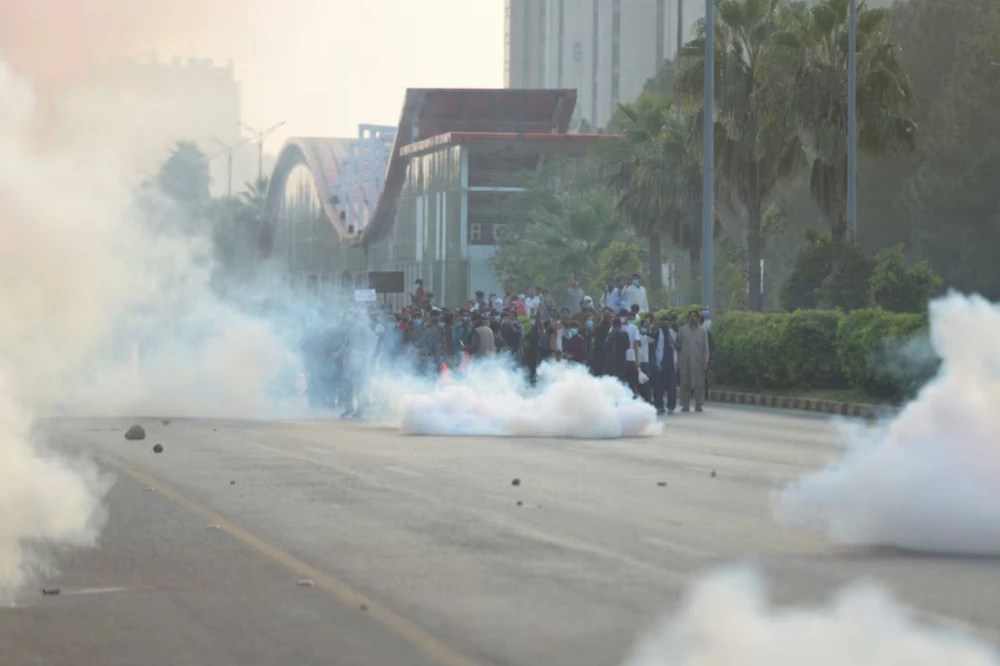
[390,360,661,439]
[775,293,1000,554]
[624,568,1000,666]
[0,57,303,591]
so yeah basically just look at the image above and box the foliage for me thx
[596,242,644,290]
[711,312,790,389]
[836,308,934,399]
[769,0,915,246]
[816,240,874,311]
[779,230,832,311]
[676,0,804,310]
[781,310,844,388]
[696,305,935,400]
[156,141,212,214]
[489,186,629,297]
[869,245,943,312]
[601,94,703,293]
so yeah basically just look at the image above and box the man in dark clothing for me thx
[653,317,678,415]
[468,315,496,358]
[590,309,613,376]
[500,310,524,360]
[562,321,588,365]
[604,317,630,384]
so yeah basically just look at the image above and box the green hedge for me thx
[708,307,934,400]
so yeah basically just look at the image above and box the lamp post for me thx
[210,137,250,198]
[700,0,715,309]
[847,0,858,239]
[240,121,287,184]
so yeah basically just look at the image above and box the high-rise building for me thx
[504,0,704,129]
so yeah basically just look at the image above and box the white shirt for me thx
[638,334,654,364]
[492,297,504,311]
[524,296,540,316]
[624,322,641,362]
[623,284,649,313]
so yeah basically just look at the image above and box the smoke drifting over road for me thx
[395,361,661,439]
[0,57,303,591]
[775,293,1000,554]
[624,568,1000,666]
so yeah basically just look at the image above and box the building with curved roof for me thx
[261,88,607,306]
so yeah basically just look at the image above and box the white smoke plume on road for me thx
[775,293,1000,553]
[624,568,1000,666]
[392,360,661,438]
[0,57,303,591]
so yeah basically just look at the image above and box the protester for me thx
[623,273,649,313]
[622,308,642,397]
[654,315,678,415]
[563,321,588,364]
[567,280,585,315]
[604,316,630,384]
[677,310,710,412]
[468,314,496,358]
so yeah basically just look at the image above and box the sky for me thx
[0,0,505,145]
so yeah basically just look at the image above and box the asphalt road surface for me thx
[3,406,999,666]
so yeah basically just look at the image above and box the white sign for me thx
[354,289,377,303]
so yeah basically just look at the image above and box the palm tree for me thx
[490,186,630,295]
[770,0,915,248]
[675,0,803,311]
[603,93,704,297]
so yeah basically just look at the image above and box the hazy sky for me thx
[0,0,505,145]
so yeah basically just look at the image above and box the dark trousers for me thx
[653,360,678,413]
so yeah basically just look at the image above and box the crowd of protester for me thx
[300,275,715,418]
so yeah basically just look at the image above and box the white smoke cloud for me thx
[392,360,661,438]
[775,293,1000,554]
[624,568,1000,666]
[0,56,304,592]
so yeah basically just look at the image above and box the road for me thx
[2,405,998,666]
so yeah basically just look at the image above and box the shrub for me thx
[836,308,933,398]
[780,310,845,388]
[869,245,944,313]
[780,231,832,311]
[712,312,790,389]
[818,240,875,311]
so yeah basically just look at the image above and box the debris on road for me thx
[657,481,667,487]
[124,425,146,441]
[710,470,717,478]
[41,588,60,596]
[230,480,236,485]
[206,524,221,530]
[297,579,315,587]
[511,478,521,487]
[153,444,164,454]
[359,603,368,612]
[162,419,171,426]
[142,487,154,492]
[516,501,523,507]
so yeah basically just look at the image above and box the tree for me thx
[770,0,915,249]
[675,0,803,311]
[602,94,704,297]
[869,245,943,313]
[489,186,631,297]
[779,230,832,311]
[156,141,211,214]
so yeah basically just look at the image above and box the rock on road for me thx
[2,406,998,666]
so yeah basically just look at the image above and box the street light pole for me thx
[240,121,287,184]
[700,0,715,309]
[847,0,858,239]
[211,137,250,198]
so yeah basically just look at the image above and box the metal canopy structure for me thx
[265,88,584,248]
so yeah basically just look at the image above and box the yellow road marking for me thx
[102,457,479,666]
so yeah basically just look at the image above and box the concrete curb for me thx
[708,389,900,420]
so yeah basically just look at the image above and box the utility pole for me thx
[211,137,250,198]
[240,121,287,184]
[700,0,715,309]
[677,0,684,58]
[847,0,858,238]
